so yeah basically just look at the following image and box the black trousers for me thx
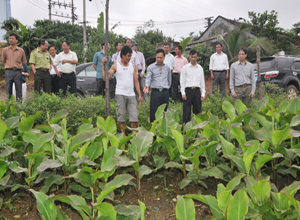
[5,69,22,100]
[51,75,61,94]
[171,73,180,102]
[150,89,169,122]
[183,88,202,124]
[96,78,105,96]
[34,69,51,94]
[61,73,77,96]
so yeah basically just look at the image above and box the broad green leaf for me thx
[97,202,117,220]
[40,174,64,193]
[131,131,154,161]
[97,174,134,203]
[0,145,16,157]
[155,104,166,121]
[220,136,235,155]
[0,174,10,186]
[235,99,247,116]
[271,126,290,148]
[19,111,43,133]
[227,189,248,220]
[205,195,224,218]
[255,153,283,173]
[68,195,91,219]
[85,142,103,161]
[226,173,245,191]
[49,109,69,124]
[230,126,246,152]
[23,131,38,145]
[37,158,63,173]
[138,165,152,179]
[69,132,99,154]
[101,146,117,172]
[29,189,57,220]
[243,143,259,176]
[286,98,299,114]
[9,163,28,173]
[252,179,271,205]
[33,132,55,153]
[10,184,28,192]
[77,123,94,134]
[222,101,235,121]
[164,162,183,170]
[153,155,166,169]
[179,37,191,53]
[114,155,136,167]
[0,120,8,140]
[57,210,71,220]
[200,167,223,179]
[290,115,300,127]
[217,184,226,198]
[97,116,107,133]
[223,155,246,174]
[218,190,232,214]
[271,192,291,213]
[281,181,300,196]
[4,116,20,129]
[106,116,117,134]
[176,195,195,220]
[179,178,192,189]
[251,128,272,143]
[108,132,119,148]
[0,161,8,180]
[171,128,184,153]
[251,113,273,131]
[139,200,146,220]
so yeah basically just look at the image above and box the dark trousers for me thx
[34,69,51,94]
[61,73,77,96]
[96,78,105,96]
[150,89,169,122]
[51,75,61,94]
[212,71,226,96]
[171,73,180,102]
[183,88,202,124]
[5,69,22,100]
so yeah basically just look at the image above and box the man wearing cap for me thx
[29,39,52,94]
[1,33,27,100]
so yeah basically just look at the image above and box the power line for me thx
[26,0,48,12]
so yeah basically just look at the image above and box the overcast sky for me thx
[11,0,300,41]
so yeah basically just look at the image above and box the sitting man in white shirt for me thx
[180,49,206,124]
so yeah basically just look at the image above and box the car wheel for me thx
[77,91,84,99]
[286,85,298,99]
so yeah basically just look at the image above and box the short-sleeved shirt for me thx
[29,48,52,69]
[54,50,78,74]
[50,54,61,75]
[93,51,112,79]
[1,46,27,69]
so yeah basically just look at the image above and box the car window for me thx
[86,65,97,77]
[294,62,300,70]
[252,60,273,72]
[77,69,86,77]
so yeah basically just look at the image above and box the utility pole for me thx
[71,0,75,25]
[105,0,111,116]
[48,0,51,21]
[204,16,214,28]
[257,46,261,100]
[83,0,87,63]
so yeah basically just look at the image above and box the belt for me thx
[5,68,21,71]
[173,72,179,75]
[235,84,251,88]
[152,88,168,92]
[61,72,75,76]
[213,70,226,72]
[186,87,200,90]
[51,74,58,77]
[37,68,49,72]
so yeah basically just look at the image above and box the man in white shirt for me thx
[112,41,122,64]
[49,45,61,94]
[102,46,143,136]
[163,42,175,70]
[132,42,146,99]
[180,49,206,124]
[53,41,78,96]
[116,38,140,69]
[209,42,229,96]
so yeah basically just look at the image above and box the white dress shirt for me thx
[164,53,176,69]
[180,63,206,97]
[136,51,145,74]
[50,54,60,75]
[117,50,140,66]
[54,50,78,73]
[209,52,229,71]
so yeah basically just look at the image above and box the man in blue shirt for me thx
[93,42,112,96]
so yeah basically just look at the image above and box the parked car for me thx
[250,55,300,99]
[76,62,116,98]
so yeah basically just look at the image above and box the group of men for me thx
[1,33,256,134]
[1,33,78,100]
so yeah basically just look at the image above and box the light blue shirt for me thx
[145,62,172,89]
[93,51,112,79]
